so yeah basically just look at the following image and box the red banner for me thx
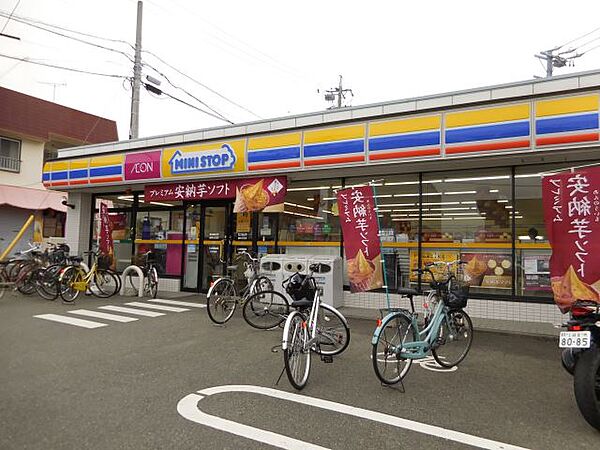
[542,167,600,312]
[99,202,114,258]
[337,186,383,293]
[145,177,286,212]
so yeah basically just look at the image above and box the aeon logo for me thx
[168,144,236,174]
[125,150,161,181]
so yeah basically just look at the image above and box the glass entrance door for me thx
[182,205,201,290]
[201,205,231,291]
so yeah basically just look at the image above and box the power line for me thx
[142,49,262,119]
[0,0,21,35]
[0,53,130,79]
[558,25,600,50]
[156,87,234,123]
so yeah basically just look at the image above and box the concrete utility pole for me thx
[129,0,143,139]
[323,75,354,109]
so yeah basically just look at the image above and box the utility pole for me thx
[129,0,143,139]
[535,47,582,78]
[323,75,354,109]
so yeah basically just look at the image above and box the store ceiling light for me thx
[448,212,481,216]
[379,203,415,207]
[444,175,510,183]
[429,207,471,211]
[149,201,173,207]
[444,190,477,195]
[497,199,509,203]
[287,186,331,192]
[422,201,460,206]
[283,210,324,220]
[461,201,477,204]
[394,192,440,197]
[452,216,485,220]
[284,201,314,211]
[489,189,499,193]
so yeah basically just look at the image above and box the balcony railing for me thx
[0,155,21,172]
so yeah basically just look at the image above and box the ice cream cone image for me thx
[464,255,487,286]
[234,180,270,212]
[552,266,599,313]
[348,250,382,292]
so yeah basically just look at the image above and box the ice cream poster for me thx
[542,167,600,313]
[337,186,383,293]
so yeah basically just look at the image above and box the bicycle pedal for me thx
[321,355,333,363]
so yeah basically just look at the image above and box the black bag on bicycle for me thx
[285,273,317,302]
[445,280,469,310]
[97,254,112,270]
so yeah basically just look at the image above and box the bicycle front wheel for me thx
[283,311,311,390]
[206,278,237,324]
[242,290,290,330]
[92,269,120,298]
[372,312,416,385]
[314,303,350,356]
[59,266,83,303]
[148,267,158,298]
[432,309,473,368]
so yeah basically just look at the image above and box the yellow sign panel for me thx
[236,212,251,233]
[409,250,459,282]
[162,139,245,178]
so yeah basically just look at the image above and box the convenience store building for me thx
[44,70,600,327]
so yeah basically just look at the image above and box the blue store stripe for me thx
[248,146,300,163]
[69,169,88,179]
[304,140,364,158]
[446,121,530,144]
[89,166,122,177]
[369,131,440,152]
[42,173,50,181]
[52,171,68,180]
[536,113,599,135]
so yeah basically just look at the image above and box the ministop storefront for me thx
[44,70,600,326]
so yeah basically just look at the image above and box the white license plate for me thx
[559,331,591,348]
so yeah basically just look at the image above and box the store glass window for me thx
[422,168,512,296]
[256,212,277,257]
[93,196,134,272]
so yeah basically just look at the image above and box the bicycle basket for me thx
[285,273,317,301]
[97,254,112,270]
[446,280,469,310]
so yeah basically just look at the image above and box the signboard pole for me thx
[371,181,391,311]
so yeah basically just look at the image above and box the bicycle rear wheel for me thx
[92,269,120,298]
[283,311,311,390]
[314,303,350,356]
[372,312,416,385]
[59,266,83,303]
[242,290,290,330]
[206,278,237,324]
[432,309,473,368]
[34,267,58,301]
[148,267,158,298]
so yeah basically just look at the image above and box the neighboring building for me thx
[45,70,600,329]
[0,87,117,253]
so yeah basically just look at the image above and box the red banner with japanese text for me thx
[542,167,600,313]
[337,186,383,293]
[99,202,114,259]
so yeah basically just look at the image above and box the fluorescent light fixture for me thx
[392,209,419,213]
[283,211,323,220]
[394,192,439,197]
[323,197,336,201]
[444,190,476,195]
[489,189,499,193]
[429,207,471,211]
[422,217,454,221]
[284,201,314,211]
[515,215,523,219]
[287,186,331,192]
[377,209,392,212]
[306,197,314,201]
[461,201,476,204]
[422,201,460,206]
[452,216,485,220]
[444,175,510,182]
[447,212,481,216]
[379,203,415,207]
[515,173,543,179]
[376,194,393,198]
[497,199,509,203]
[149,201,173,207]
[505,205,513,209]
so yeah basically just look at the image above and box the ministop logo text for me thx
[168,144,236,175]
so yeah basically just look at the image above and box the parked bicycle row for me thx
[205,251,473,390]
[0,243,159,303]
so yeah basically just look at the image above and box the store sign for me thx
[145,177,287,212]
[162,140,245,178]
[125,150,161,180]
[337,186,383,293]
[542,168,600,312]
[461,252,512,289]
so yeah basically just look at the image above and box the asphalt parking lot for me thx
[0,292,598,449]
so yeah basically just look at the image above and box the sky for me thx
[1,0,600,141]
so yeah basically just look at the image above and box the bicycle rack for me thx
[120,265,144,298]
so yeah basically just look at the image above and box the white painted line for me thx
[67,309,138,323]
[149,298,206,308]
[125,302,189,312]
[34,314,108,329]
[99,305,165,317]
[177,385,529,450]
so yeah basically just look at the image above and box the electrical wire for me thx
[0,53,130,79]
[142,49,262,119]
[155,87,234,123]
[558,25,600,51]
[0,0,21,35]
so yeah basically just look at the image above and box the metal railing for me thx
[0,155,21,172]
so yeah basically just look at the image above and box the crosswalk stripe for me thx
[99,305,165,317]
[68,309,138,323]
[125,302,189,312]
[34,314,108,329]
[149,299,207,308]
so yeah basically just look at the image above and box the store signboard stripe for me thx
[536,95,598,117]
[445,121,530,144]
[42,173,50,181]
[304,125,365,145]
[125,302,189,312]
[89,165,122,177]
[50,161,69,171]
[248,132,301,150]
[98,305,165,317]
[69,179,89,185]
[90,155,123,167]
[536,132,599,146]
[446,139,530,154]
[369,131,440,151]
[369,116,440,136]
[304,140,364,158]
[535,112,598,135]
[67,309,138,322]
[51,170,69,180]
[249,161,302,171]
[69,159,88,169]
[34,314,108,329]
[446,104,529,128]
[304,155,364,166]
[89,176,123,184]
[69,169,88,179]
[148,298,207,308]
[369,148,440,161]
[248,146,300,163]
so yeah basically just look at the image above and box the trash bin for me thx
[309,255,343,307]
[259,254,284,290]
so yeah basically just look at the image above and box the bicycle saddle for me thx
[291,298,313,309]
[397,287,418,297]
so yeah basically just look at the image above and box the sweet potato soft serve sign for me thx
[542,167,600,312]
[337,186,383,293]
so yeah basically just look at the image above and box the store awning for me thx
[0,184,67,212]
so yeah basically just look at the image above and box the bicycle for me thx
[206,251,273,325]
[281,263,351,390]
[59,251,120,302]
[126,251,159,298]
[371,260,473,385]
